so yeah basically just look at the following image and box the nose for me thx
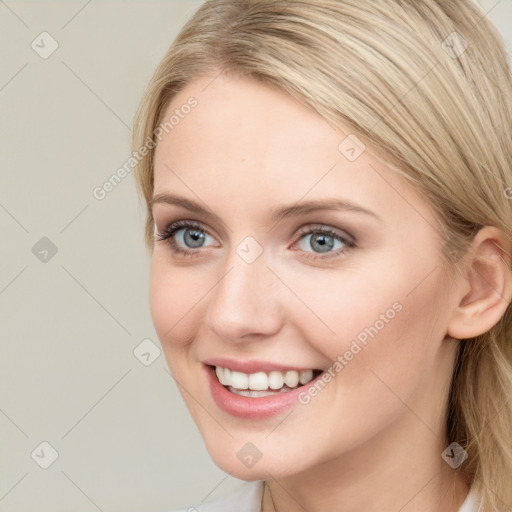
[204,250,284,342]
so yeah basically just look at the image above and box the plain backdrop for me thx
[1,1,511,511]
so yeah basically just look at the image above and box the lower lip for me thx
[205,365,323,419]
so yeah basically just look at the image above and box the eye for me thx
[154,220,217,257]
[154,220,356,261]
[293,225,355,259]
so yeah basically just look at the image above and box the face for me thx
[150,72,460,480]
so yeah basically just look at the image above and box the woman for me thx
[131,1,512,510]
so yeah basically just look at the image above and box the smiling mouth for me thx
[210,365,323,397]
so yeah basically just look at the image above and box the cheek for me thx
[284,256,447,380]
[279,263,407,347]
[277,275,448,459]
[335,276,448,404]
[149,256,204,351]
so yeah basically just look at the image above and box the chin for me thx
[201,434,309,481]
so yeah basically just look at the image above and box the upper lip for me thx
[203,357,321,374]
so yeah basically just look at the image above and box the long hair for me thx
[131,1,512,509]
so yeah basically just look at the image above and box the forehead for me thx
[152,73,433,229]
[155,74,338,173]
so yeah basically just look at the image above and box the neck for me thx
[261,416,470,512]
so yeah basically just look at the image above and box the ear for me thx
[447,226,512,340]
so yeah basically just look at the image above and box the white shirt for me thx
[167,480,481,512]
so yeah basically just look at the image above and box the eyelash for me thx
[154,220,356,261]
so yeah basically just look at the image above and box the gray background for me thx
[1,1,511,511]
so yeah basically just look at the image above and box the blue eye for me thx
[154,221,356,260]
[294,226,355,259]
[154,220,216,257]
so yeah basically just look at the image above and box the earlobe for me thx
[447,226,512,340]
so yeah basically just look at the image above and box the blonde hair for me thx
[132,1,512,509]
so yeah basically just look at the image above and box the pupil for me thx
[312,233,334,253]
[185,229,204,248]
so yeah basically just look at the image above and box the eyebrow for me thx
[150,193,381,223]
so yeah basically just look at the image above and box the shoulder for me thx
[164,480,264,512]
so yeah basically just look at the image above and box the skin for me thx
[149,72,511,512]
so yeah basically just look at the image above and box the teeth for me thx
[231,371,249,390]
[249,372,268,390]
[268,371,284,390]
[299,369,313,385]
[228,387,293,397]
[215,366,227,385]
[214,366,317,391]
[285,370,299,388]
